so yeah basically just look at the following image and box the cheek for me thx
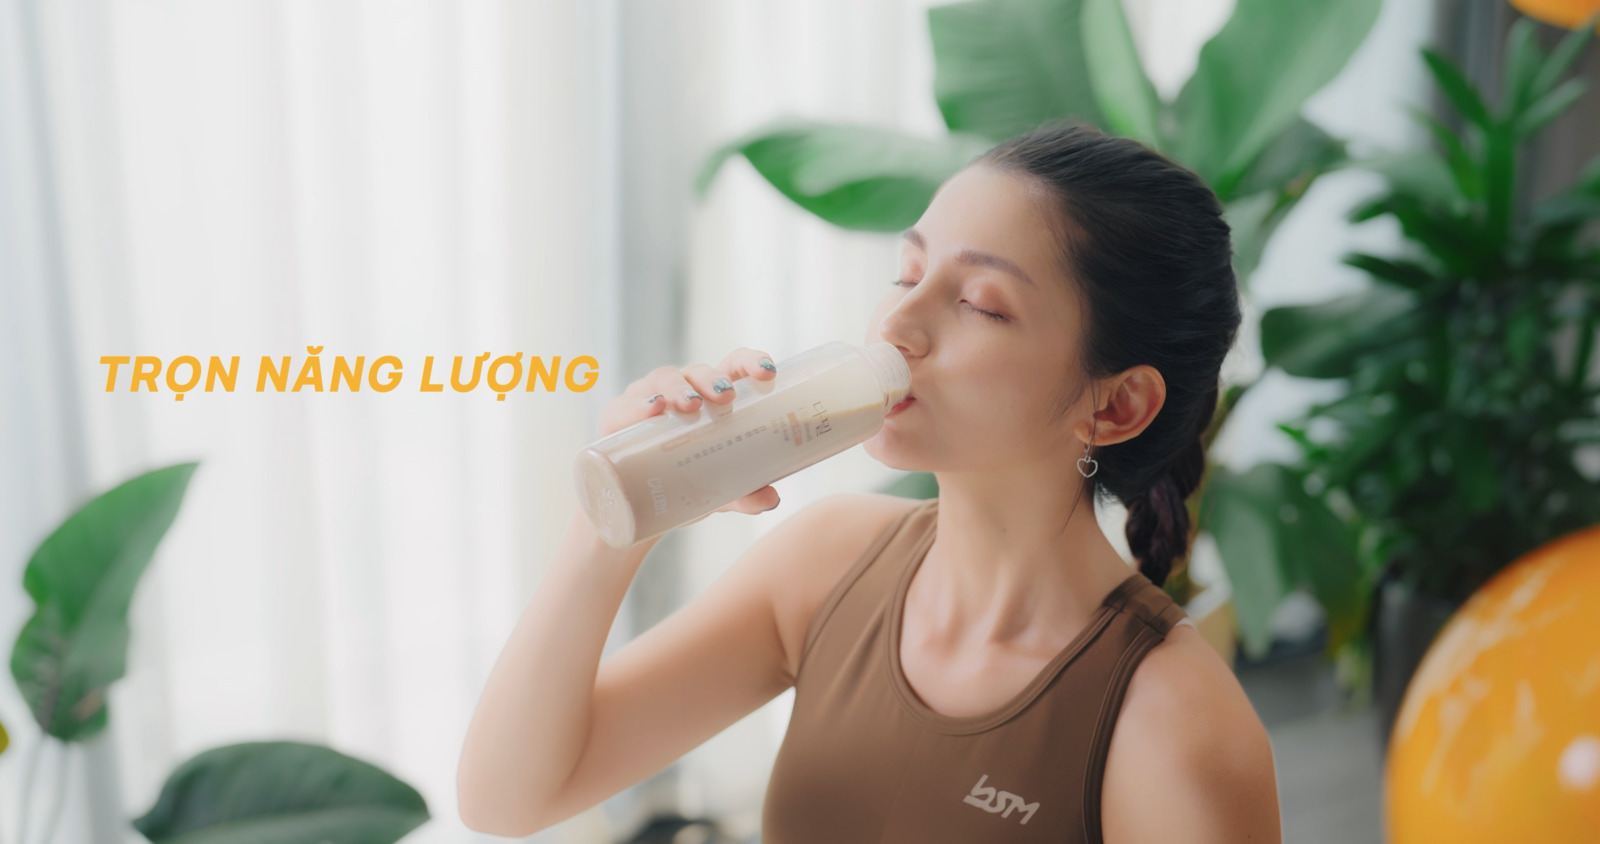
[958,352,1067,423]
[944,364,1033,425]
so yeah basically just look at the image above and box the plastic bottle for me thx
[573,341,911,548]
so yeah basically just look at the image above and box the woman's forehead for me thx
[909,166,1064,284]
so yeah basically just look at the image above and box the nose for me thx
[870,291,927,363]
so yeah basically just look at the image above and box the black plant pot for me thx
[1371,571,1462,758]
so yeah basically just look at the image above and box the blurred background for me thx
[2,0,1597,842]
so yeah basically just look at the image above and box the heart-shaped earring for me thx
[1077,453,1098,478]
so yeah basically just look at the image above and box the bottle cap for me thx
[862,342,911,409]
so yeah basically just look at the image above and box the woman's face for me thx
[864,163,1091,472]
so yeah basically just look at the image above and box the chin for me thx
[863,431,923,472]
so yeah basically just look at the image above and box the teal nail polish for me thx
[644,393,664,404]
[684,388,702,401]
[759,358,776,372]
[713,378,732,393]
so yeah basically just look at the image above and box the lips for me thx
[888,395,916,415]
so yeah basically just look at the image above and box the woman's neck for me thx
[919,470,1136,650]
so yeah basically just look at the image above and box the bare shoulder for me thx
[761,492,924,685]
[1100,623,1282,844]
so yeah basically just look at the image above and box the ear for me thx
[1077,365,1165,447]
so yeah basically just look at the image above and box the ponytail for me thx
[1123,436,1205,587]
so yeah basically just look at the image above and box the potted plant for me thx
[694,0,1386,666]
[1258,9,1600,746]
[5,463,430,844]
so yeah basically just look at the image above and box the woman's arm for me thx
[455,490,898,837]
[455,511,662,835]
[457,346,786,836]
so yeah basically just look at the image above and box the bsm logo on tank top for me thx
[961,773,1039,825]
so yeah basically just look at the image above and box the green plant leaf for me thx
[1514,77,1588,139]
[0,716,8,756]
[1558,416,1600,444]
[1260,285,1419,379]
[132,741,429,844]
[1342,253,1440,293]
[1282,477,1367,655]
[1502,17,1543,116]
[928,0,1105,139]
[10,462,199,742]
[1215,121,1347,289]
[1348,192,1486,278]
[1532,193,1600,228]
[1438,425,1500,515]
[1305,381,1419,492]
[1171,0,1382,191]
[693,120,994,232]
[1537,152,1600,238]
[1081,0,1161,147]
[1229,117,1347,203]
[1407,108,1481,200]
[1218,122,1347,291]
[1199,462,1364,658]
[1578,149,1600,194]
[1223,192,1281,292]
[1197,465,1295,657]
[1484,124,1516,248]
[1527,10,1600,103]
[1505,295,1544,368]
[1421,48,1493,129]
[1353,146,1464,208]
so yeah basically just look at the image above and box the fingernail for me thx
[684,388,702,401]
[759,358,776,372]
[713,378,732,393]
[644,393,664,404]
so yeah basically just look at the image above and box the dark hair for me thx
[973,120,1241,589]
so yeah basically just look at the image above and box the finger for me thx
[636,366,676,395]
[715,348,779,385]
[634,367,678,403]
[720,485,780,515]
[638,389,669,416]
[645,366,704,412]
[595,379,660,436]
[680,362,737,404]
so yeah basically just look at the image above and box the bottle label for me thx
[647,477,669,515]
[784,400,832,446]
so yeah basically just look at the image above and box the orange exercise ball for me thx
[1510,0,1600,30]
[1385,524,1600,843]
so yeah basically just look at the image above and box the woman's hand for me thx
[595,347,782,517]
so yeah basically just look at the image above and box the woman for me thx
[458,120,1281,843]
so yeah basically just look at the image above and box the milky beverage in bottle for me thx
[573,341,911,548]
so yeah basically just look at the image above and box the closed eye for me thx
[891,279,1008,323]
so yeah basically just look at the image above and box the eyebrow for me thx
[901,227,1036,289]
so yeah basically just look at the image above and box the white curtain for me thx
[1,0,615,842]
[0,1,1441,843]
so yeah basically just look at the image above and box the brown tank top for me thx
[761,496,1189,843]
